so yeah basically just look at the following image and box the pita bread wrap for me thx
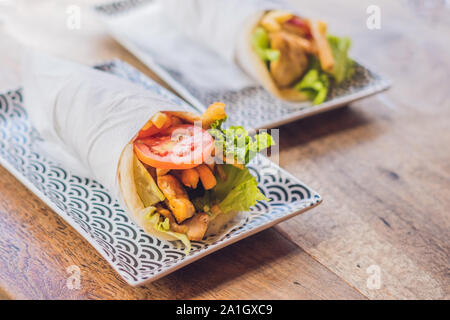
[21,50,194,245]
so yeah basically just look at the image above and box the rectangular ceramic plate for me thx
[95,0,391,129]
[0,60,321,286]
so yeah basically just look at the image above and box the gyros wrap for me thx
[160,0,354,102]
[22,51,273,253]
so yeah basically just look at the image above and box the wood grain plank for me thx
[0,164,364,299]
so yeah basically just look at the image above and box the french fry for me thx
[196,164,217,190]
[292,36,317,54]
[201,102,226,129]
[310,20,334,72]
[141,119,153,131]
[165,111,201,124]
[151,112,169,129]
[272,10,295,23]
[180,168,199,189]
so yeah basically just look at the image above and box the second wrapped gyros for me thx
[160,0,354,103]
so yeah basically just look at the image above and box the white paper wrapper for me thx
[104,0,287,91]
[159,0,277,66]
[21,50,189,199]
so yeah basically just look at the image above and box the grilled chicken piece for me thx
[183,213,209,241]
[157,174,195,223]
[158,206,209,241]
[269,31,309,88]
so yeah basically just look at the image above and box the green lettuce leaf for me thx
[327,35,354,84]
[155,221,191,255]
[193,165,269,215]
[252,27,280,62]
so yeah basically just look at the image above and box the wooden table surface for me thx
[0,0,449,300]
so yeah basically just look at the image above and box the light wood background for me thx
[0,0,448,299]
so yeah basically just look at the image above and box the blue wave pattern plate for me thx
[95,0,391,129]
[0,60,321,285]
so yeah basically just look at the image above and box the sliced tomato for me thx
[134,125,214,170]
[285,16,312,38]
